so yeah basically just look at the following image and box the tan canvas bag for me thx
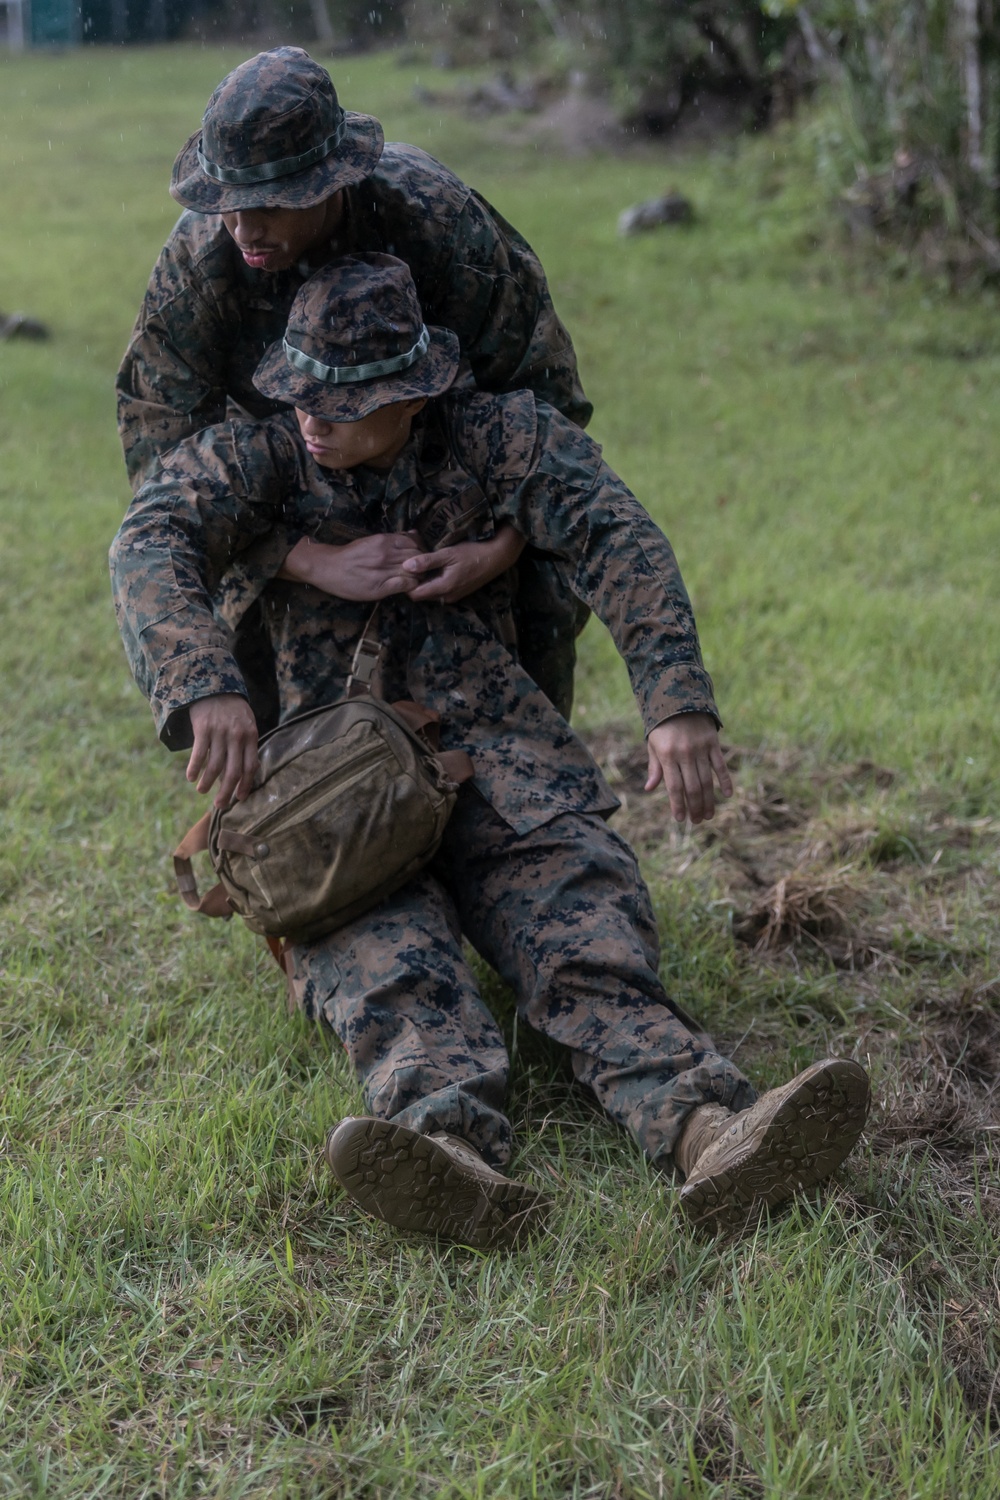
[172,621,473,946]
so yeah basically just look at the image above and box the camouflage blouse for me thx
[117,143,592,491]
[111,392,718,836]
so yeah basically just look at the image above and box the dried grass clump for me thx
[733,866,861,956]
[872,1064,989,1152]
[915,980,1000,1092]
[945,1302,1000,1425]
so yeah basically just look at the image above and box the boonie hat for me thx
[171,47,384,213]
[253,254,460,421]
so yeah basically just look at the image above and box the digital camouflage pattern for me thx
[170,49,384,215]
[117,142,593,719]
[285,793,756,1167]
[252,252,461,420]
[118,143,591,490]
[110,387,739,1165]
[110,389,719,836]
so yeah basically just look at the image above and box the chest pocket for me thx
[411,460,518,653]
[416,470,494,551]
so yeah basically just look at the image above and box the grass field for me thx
[1,41,998,1499]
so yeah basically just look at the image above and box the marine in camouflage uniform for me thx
[116,46,590,726]
[111,256,870,1246]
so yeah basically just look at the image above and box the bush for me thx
[774,0,1000,249]
[402,0,800,130]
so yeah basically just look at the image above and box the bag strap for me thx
[172,811,233,919]
[346,603,382,699]
[391,698,442,749]
[265,935,301,1016]
[437,749,475,785]
[346,605,475,785]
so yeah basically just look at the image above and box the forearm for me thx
[117,383,221,493]
[111,526,248,751]
[278,536,346,587]
[499,473,717,729]
[483,522,525,571]
[401,523,526,603]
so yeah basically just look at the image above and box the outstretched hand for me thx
[645,712,733,824]
[187,694,260,809]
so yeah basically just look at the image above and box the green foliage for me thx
[2,41,1000,1496]
[403,1,795,125]
[780,0,1000,242]
[585,0,791,100]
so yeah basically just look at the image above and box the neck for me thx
[365,423,413,471]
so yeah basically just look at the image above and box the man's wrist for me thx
[280,537,339,586]
[493,524,526,569]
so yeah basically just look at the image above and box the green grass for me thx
[1,41,999,1499]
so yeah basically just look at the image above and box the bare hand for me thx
[401,524,526,603]
[280,532,426,601]
[187,694,260,809]
[645,712,733,825]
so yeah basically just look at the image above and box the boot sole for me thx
[326,1118,549,1250]
[679,1059,870,1232]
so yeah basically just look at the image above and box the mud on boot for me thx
[676,1058,870,1232]
[326,1117,551,1250]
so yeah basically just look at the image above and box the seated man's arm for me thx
[279,525,525,604]
[491,401,730,823]
[110,420,292,779]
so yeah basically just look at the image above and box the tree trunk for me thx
[311,0,335,44]
[955,0,985,176]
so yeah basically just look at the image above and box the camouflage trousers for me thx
[287,792,755,1170]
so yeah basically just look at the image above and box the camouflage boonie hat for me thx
[170,47,384,213]
[254,254,460,421]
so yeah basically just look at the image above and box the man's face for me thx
[222,193,342,272]
[296,398,426,471]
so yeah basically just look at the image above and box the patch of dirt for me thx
[583,727,997,975]
[945,1303,1000,1426]
[582,728,1000,1427]
[512,85,630,155]
[691,1396,764,1494]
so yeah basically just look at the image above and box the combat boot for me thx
[675,1058,870,1231]
[326,1116,551,1250]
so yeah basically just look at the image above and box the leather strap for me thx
[437,749,475,786]
[265,935,299,1016]
[172,811,232,919]
[391,698,441,750]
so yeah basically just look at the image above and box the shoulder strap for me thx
[172,811,233,919]
[346,603,382,699]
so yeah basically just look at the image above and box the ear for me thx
[400,398,428,417]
